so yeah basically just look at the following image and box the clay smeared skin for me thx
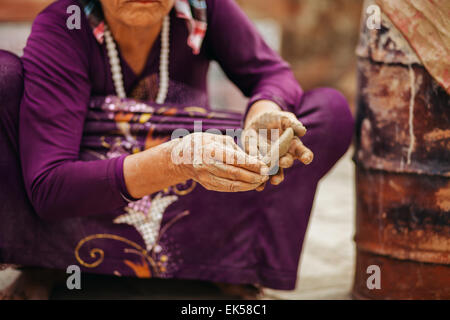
[262,127,294,172]
[124,133,270,198]
[242,104,314,188]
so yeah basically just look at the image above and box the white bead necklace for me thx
[104,16,170,104]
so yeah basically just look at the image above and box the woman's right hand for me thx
[171,133,270,192]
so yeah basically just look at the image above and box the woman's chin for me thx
[121,12,166,28]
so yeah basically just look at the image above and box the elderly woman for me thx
[0,0,353,298]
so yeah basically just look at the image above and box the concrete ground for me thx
[0,22,356,300]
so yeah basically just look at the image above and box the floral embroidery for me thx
[114,193,179,251]
[76,94,199,277]
[74,209,190,278]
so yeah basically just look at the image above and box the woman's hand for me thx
[242,100,314,190]
[172,133,270,192]
[123,132,269,199]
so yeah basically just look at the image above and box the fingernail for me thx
[301,153,313,164]
[272,178,281,185]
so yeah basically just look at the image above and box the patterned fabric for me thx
[114,194,179,251]
[77,96,245,278]
[174,0,207,54]
[376,0,450,94]
[79,0,207,55]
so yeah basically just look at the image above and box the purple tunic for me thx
[0,0,354,290]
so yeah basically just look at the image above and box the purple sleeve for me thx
[205,0,303,116]
[19,6,129,220]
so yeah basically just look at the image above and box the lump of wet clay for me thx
[262,127,294,173]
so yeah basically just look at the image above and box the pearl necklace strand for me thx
[104,16,170,104]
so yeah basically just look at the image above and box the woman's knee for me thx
[322,88,353,163]
[320,87,353,146]
[301,87,354,147]
[299,87,354,176]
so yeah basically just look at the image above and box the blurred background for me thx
[0,0,362,299]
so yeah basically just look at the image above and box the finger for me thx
[242,129,263,158]
[270,168,284,185]
[281,117,292,131]
[222,134,239,151]
[300,148,314,165]
[207,162,269,184]
[291,121,307,138]
[282,113,307,137]
[288,137,314,165]
[287,137,302,158]
[210,144,270,175]
[197,175,261,192]
[257,132,270,157]
[241,131,250,153]
[279,153,294,168]
[256,182,266,192]
[262,127,293,170]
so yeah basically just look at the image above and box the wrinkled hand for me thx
[242,109,314,190]
[172,132,270,192]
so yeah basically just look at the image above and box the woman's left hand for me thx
[242,100,314,190]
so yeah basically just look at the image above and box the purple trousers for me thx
[0,51,353,290]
